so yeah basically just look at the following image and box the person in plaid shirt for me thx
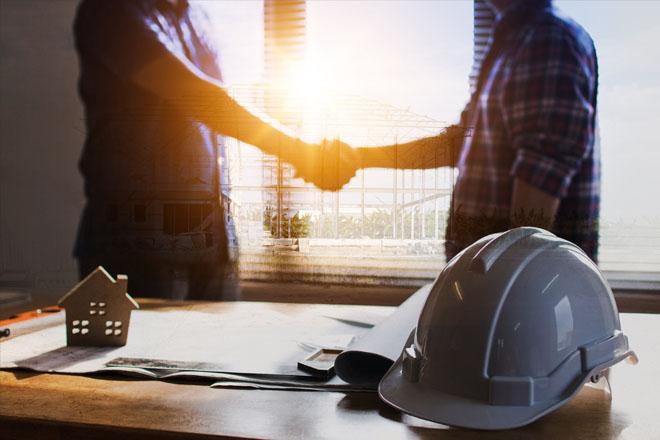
[358,0,600,262]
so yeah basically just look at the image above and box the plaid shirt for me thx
[446,1,600,261]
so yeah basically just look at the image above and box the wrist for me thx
[286,140,317,174]
[279,137,308,162]
[356,146,391,169]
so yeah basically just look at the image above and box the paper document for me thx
[334,284,432,385]
[1,285,433,391]
[0,301,395,391]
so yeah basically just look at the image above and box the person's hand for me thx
[293,139,359,191]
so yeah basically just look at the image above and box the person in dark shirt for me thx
[356,0,600,262]
[73,0,356,299]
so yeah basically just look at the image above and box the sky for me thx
[202,0,660,225]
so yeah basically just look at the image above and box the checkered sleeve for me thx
[506,24,596,198]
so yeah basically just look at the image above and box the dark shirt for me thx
[73,0,235,262]
[446,0,600,261]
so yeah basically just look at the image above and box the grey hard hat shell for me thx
[379,227,635,430]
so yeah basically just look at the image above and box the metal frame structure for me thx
[222,84,454,251]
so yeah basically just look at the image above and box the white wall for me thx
[0,0,84,294]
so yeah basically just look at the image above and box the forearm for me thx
[357,126,464,170]
[132,52,309,163]
[510,178,560,229]
[195,86,309,163]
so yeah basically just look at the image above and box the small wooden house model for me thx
[58,266,139,347]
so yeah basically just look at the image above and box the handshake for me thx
[289,139,361,192]
[284,125,468,192]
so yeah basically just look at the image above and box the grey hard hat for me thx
[379,227,635,430]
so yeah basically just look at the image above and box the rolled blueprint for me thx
[335,284,432,385]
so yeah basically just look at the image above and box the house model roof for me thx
[58,266,139,310]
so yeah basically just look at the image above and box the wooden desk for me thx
[1,300,658,440]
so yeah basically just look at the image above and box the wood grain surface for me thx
[0,300,658,440]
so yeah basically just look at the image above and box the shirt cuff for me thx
[510,148,578,198]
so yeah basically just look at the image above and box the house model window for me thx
[58,266,139,347]
[89,301,108,316]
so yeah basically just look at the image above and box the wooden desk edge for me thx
[0,414,248,440]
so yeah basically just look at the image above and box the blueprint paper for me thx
[0,306,367,373]
[334,284,432,385]
[0,285,433,391]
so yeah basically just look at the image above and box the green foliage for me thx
[263,206,448,240]
[264,205,312,238]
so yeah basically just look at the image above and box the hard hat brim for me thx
[379,344,635,430]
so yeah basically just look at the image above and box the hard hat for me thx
[379,227,635,430]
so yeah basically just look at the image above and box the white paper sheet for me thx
[334,284,432,385]
[1,285,432,391]
[0,301,394,390]
[0,305,368,372]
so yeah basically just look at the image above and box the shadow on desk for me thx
[335,386,630,439]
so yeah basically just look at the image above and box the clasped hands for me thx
[291,139,360,192]
[288,124,468,191]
